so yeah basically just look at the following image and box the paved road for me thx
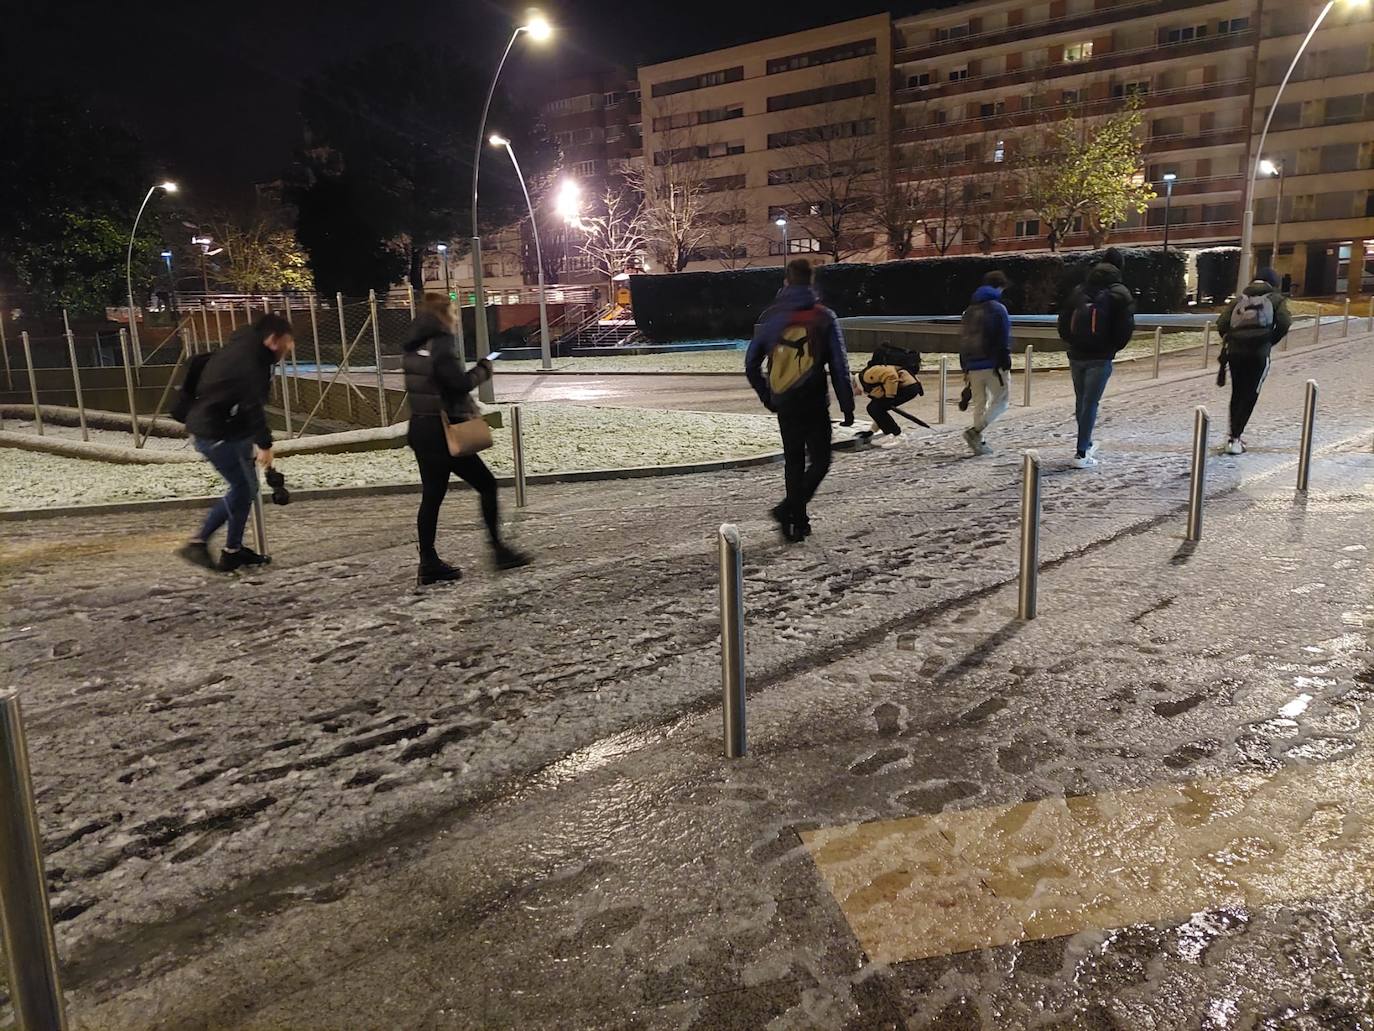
[4,324,1371,1026]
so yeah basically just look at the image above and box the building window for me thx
[607,125,624,143]
[766,38,877,75]
[767,78,877,113]
[979,101,1006,118]
[769,238,823,255]
[1161,24,1208,45]
[571,160,600,177]
[993,139,1006,162]
[932,110,947,125]
[948,65,970,82]
[653,104,744,131]
[604,91,624,107]
[689,244,750,261]
[1324,94,1366,124]
[1015,218,1040,238]
[1064,41,1093,62]
[1061,88,1080,105]
[1217,16,1249,34]
[702,173,747,192]
[908,72,933,89]
[767,118,876,149]
[1113,80,1149,98]
[651,66,744,98]
[935,22,971,41]
[767,158,876,186]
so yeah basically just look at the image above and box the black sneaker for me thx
[493,545,532,571]
[220,546,270,572]
[176,541,216,571]
[417,550,463,587]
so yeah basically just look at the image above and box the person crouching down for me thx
[177,314,293,572]
[858,351,925,448]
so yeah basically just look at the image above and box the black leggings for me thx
[408,418,500,552]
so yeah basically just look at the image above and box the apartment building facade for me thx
[637,15,893,272]
[1248,0,1374,295]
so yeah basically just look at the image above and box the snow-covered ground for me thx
[0,404,795,510]
[492,331,1209,374]
[3,419,193,452]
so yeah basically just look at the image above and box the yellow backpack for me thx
[767,309,822,400]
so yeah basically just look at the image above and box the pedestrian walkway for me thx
[3,334,1371,1027]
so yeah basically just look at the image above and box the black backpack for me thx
[872,342,921,374]
[958,301,996,366]
[1068,288,1115,350]
[170,352,212,424]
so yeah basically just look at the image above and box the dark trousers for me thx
[867,383,923,436]
[1227,352,1270,438]
[194,437,258,550]
[778,405,833,521]
[408,418,501,553]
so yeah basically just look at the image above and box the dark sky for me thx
[5,0,923,204]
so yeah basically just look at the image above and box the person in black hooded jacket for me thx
[403,293,529,584]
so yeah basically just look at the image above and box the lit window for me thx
[1064,41,1093,62]
[993,139,1006,162]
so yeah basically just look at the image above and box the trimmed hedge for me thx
[630,248,1186,340]
[1195,247,1241,304]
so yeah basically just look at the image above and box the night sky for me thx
[4,0,930,204]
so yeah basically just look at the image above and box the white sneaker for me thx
[1073,453,1098,469]
[1225,437,1246,456]
[872,434,901,449]
[1086,442,1099,461]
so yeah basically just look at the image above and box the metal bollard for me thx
[280,363,294,437]
[1022,344,1033,407]
[1369,296,1373,333]
[1202,322,1212,368]
[1186,406,1209,542]
[1343,298,1350,337]
[308,294,324,387]
[1017,451,1041,621]
[20,331,43,435]
[511,405,528,508]
[249,492,269,558]
[937,356,948,425]
[0,694,69,1031]
[0,308,12,390]
[118,329,139,445]
[63,311,88,441]
[1152,326,1163,378]
[719,524,746,758]
[1313,313,1322,346]
[1296,379,1318,492]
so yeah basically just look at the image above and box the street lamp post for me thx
[126,180,178,369]
[437,244,452,300]
[192,235,213,295]
[491,134,553,371]
[470,14,552,401]
[1260,158,1285,272]
[161,250,177,315]
[1237,0,1353,295]
[1160,173,1177,255]
[775,217,789,258]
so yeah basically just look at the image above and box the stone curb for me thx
[0,436,865,521]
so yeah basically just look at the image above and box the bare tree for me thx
[571,181,648,281]
[773,67,883,262]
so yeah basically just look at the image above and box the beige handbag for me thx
[440,411,493,457]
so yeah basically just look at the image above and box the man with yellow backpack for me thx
[746,259,855,542]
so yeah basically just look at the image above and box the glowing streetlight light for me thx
[490,134,553,371]
[1160,173,1177,255]
[775,217,789,255]
[469,12,554,399]
[555,178,584,226]
[126,180,178,368]
[1258,159,1286,268]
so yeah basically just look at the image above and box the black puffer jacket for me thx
[401,312,492,421]
[184,325,276,447]
[1057,262,1137,361]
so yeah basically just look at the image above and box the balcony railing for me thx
[894,79,1251,145]
[909,217,1241,258]
[896,0,1248,63]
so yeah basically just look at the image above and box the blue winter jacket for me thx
[745,284,855,416]
[962,284,1013,372]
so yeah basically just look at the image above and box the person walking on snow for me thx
[1057,248,1136,469]
[1215,267,1292,455]
[746,258,855,543]
[177,314,294,572]
[958,271,1013,456]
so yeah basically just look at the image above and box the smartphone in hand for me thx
[485,351,503,362]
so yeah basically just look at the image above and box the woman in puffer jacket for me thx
[403,293,530,584]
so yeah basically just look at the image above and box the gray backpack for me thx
[1230,289,1275,341]
[958,301,994,366]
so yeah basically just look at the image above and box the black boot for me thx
[493,543,532,571]
[417,546,462,587]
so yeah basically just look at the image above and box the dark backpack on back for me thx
[958,300,996,365]
[873,342,921,375]
[170,352,213,424]
[1068,288,1115,350]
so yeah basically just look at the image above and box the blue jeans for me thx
[1069,359,1113,455]
[194,437,258,549]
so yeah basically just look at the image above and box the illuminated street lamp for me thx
[775,217,789,256]
[1160,173,1177,255]
[1237,0,1365,293]
[469,13,553,398]
[490,133,552,370]
[1259,159,1285,269]
[127,180,177,367]
[437,244,452,300]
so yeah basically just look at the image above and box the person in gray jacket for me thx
[1215,267,1292,455]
